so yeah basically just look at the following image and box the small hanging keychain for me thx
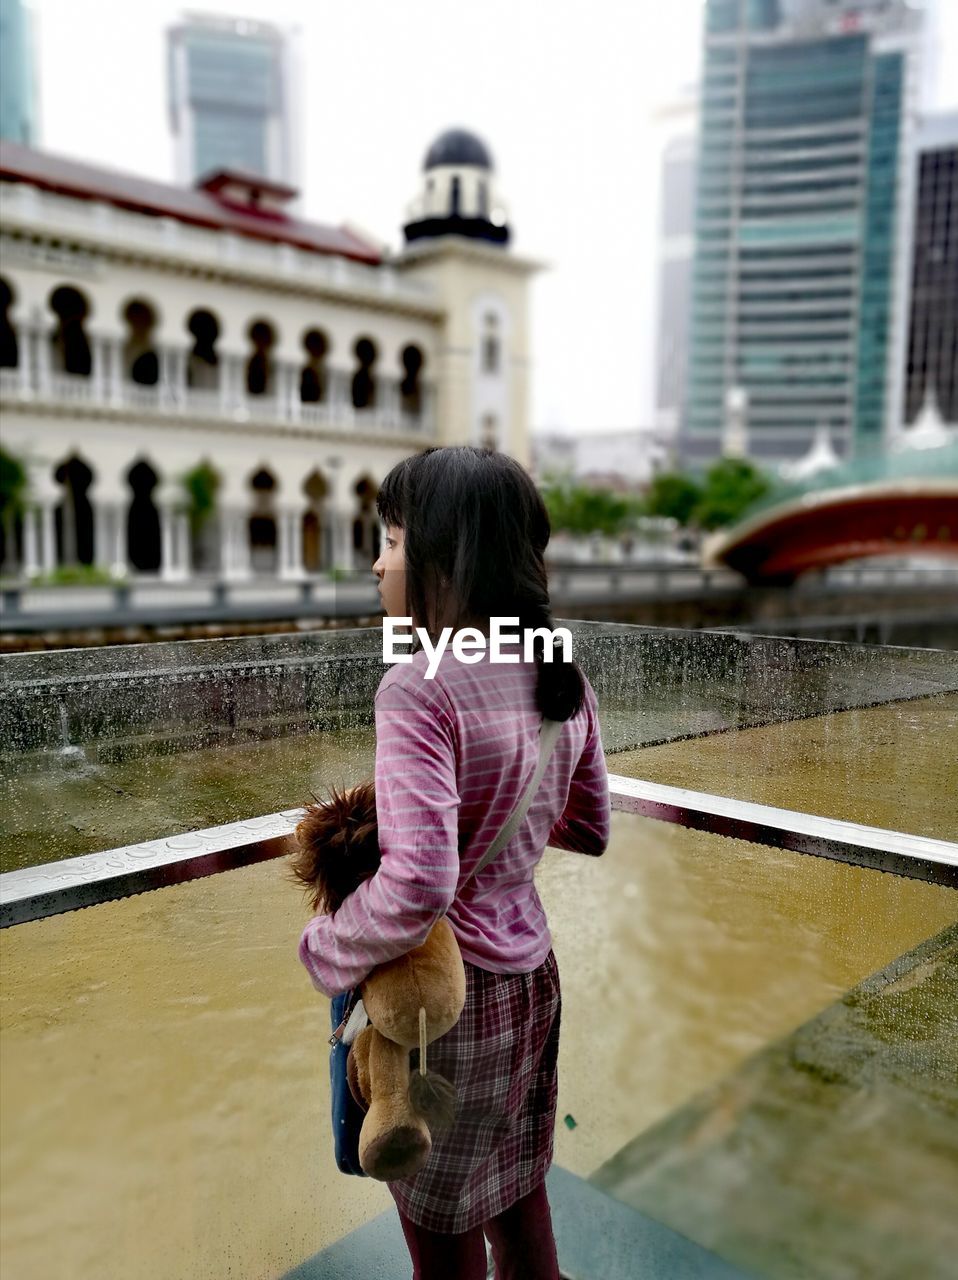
[329,991,369,1046]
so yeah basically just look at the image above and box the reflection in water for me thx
[1,812,953,1279]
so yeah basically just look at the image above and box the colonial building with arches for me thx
[0,129,539,579]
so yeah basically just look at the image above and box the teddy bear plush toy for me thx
[290,780,466,1181]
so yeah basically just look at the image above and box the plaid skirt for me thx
[388,947,562,1234]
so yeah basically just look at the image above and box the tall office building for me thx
[0,0,37,146]
[167,13,298,189]
[683,0,923,468]
[653,91,698,453]
[903,110,957,426]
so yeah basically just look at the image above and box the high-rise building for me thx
[167,13,298,189]
[683,0,923,468]
[653,91,698,457]
[0,0,37,146]
[903,110,957,427]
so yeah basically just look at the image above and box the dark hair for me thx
[376,446,584,720]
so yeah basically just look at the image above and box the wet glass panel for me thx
[3,624,956,871]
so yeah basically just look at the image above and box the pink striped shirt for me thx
[298,643,610,997]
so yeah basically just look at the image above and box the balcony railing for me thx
[0,358,437,441]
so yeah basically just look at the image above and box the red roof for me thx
[0,141,383,265]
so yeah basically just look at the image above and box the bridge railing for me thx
[3,561,956,636]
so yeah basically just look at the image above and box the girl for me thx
[299,446,611,1279]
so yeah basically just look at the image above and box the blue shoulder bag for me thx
[329,989,368,1176]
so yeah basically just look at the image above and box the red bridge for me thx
[707,447,958,585]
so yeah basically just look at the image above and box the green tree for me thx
[643,471,702,527]
[1,448,28,573]
[540,476,641,538]
[0,446,28,521]
[693,457,771,530]
[182,462,220,530]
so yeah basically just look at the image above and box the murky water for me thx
[2,664,956,1277]
[1,806,954,1280]
[613,692,958,841]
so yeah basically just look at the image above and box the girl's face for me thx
[373,524,406,618]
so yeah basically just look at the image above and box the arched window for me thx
[248,467,278,573]
[353,476,380,561]
[480,414,498,451]
[123,300,159,386]
[481,311,500,374]
[54,455,95,565]
[0,277,18,369]
[300,329,328,404]
[400,345,424,415]
[247,320,275,396]
[187,310,220,389]
[352,337,377,410]
[126,459,161,571]
[302,468,329,573]
[477,180,489,219]
[50,286,92,377]
[450,175,461,216]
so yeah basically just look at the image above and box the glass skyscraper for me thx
[0,0,36,146]
[904,111,957,425]
[167,15,297,189]
[683,0,923,467]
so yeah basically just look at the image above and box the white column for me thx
[219,356,233,414]
[40,502,56,574]
[17,324,33,396]
[106,335,123,404]
[176,513,191,577]
[91,335,107,403]
[285,363,301,423]
[220,352,245,416]
[277,509,291,577]
[217,510,232,578]
[35,324,52,396]
[161,347,187,411]
[234,512,251,577]
[113,503,127,578]
[330,505,354,571]
[160,506,175,580]
[93,497,111,571]
[279,508,305,579]
[94,501,128,579]
[22,508,40,577]
[222,509,251,580]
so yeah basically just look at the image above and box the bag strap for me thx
[466,716,564,883]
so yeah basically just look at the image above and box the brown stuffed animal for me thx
[290,780,466,1181]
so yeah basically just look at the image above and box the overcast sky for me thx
[28,0,958,436]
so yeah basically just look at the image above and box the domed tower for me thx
[398,128,539,466]
[404,127,510,247]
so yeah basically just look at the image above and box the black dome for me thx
[423,128,493,171]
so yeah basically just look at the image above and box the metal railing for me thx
[2,563,956,633]
[3,774,955,928]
